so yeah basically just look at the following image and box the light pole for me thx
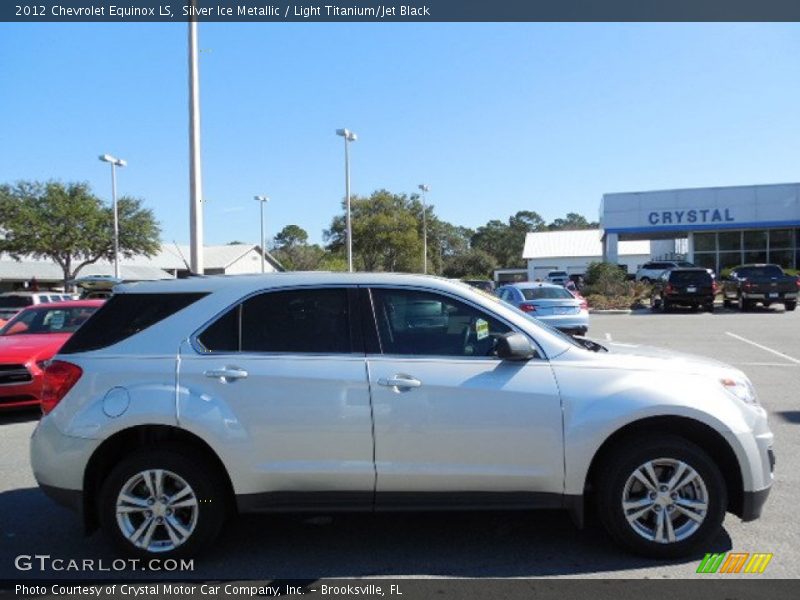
[335,128,357,272]
[99,154,127,279]
[188,2,204,275]
[418,184,430,274]
[254,195,269,273]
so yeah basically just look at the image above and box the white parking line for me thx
[725,332,800,365]
[733,362,799,367]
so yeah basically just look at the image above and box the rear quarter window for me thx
[60,293,207,353]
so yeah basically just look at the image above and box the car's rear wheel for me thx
[786,301,797,312]
[662,300,672,313]
[100,448,227,558]
[596,435,726,558]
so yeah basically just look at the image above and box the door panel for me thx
[178,352,374,497]
[369,357,563,494]
[366,286,564,498]
[177,286,374,501]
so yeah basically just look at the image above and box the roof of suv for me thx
[116,272,476,294]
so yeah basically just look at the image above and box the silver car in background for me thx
[497,282,589,335]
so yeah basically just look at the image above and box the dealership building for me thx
[522,183,800,279]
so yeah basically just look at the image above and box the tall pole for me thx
[110,163,120,278]
[188,7,204,275]
[336,128,357,272]
[99,154,126,279]
[344,135,352,272]
[418,184,430,274]
[254,195,269,273]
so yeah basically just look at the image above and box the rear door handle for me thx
[204,367,249,381]
[378,375,422,389]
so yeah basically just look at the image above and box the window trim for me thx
[363,284,545,361]
[190,284,363,357]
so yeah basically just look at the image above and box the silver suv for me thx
[31,273,773,558]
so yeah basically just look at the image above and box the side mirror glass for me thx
[496,332,536,361]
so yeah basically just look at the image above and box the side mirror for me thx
[496,332,536,361]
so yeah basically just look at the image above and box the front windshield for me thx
[0,306,98,336]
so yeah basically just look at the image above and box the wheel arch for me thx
[82,424,235,533]
[585,416,745,517]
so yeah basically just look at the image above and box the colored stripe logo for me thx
[697,552,773,574]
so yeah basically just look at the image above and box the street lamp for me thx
[335,128,357,272]
[99,153,127,279]
[418,184,430,274]
[254,195,269,273]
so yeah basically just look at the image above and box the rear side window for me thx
[60,293,207,353]
[197,288,351,354]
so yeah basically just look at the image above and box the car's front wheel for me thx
[100,448,227,558]
[596,435,727,558]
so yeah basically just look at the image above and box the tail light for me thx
[664,284,674,295]
[520,303,536,313]
[712,281,719,294]
[743,281,753,291]
[41,360,82,415]
[579,299,588,310]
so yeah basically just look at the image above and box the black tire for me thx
[704,303,714,313]
[739,295,750,311]
[99,447,228,558]
[690,304,699,312]
[786,301,797,312]
[596,434,727,558]
[662,300,672,313]
[722,298,732,308]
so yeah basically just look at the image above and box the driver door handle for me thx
[204,367,249,381]
[378,375,422,389]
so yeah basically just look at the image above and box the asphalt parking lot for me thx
[1,305,798,580]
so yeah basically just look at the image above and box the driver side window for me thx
[370,288,511,358]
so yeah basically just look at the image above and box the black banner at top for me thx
[4,0,800,22]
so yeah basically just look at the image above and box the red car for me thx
[0,300,104,410]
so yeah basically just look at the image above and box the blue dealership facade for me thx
[600,183,800,274]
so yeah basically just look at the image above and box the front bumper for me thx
[741,487,771,522]
[0,368,42,410]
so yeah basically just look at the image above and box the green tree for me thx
[273,224,309,248]
[325,190,422,272]
[0,181,161,289]
[442,249,497,279]
[547,212,598,231]
[472,210,546,268]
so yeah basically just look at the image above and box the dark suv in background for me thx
[651,268,716,312]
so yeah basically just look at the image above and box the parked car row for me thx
[651,264,798,313]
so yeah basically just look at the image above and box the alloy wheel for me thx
[115,469,199,553]
[621,458,708,544]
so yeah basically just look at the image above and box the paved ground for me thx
[1,305,798,580]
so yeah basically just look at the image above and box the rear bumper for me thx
[742,292,797,301]
[40,483,83,517]
[664,293,714,305]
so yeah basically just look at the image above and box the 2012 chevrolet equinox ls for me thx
[30,273,774,558]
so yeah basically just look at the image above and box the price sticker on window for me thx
[475,318,489,340]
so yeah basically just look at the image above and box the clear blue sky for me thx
[1,23,799,246]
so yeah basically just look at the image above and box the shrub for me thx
[583,262,651,310]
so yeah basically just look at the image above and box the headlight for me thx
[720,377,759,405]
